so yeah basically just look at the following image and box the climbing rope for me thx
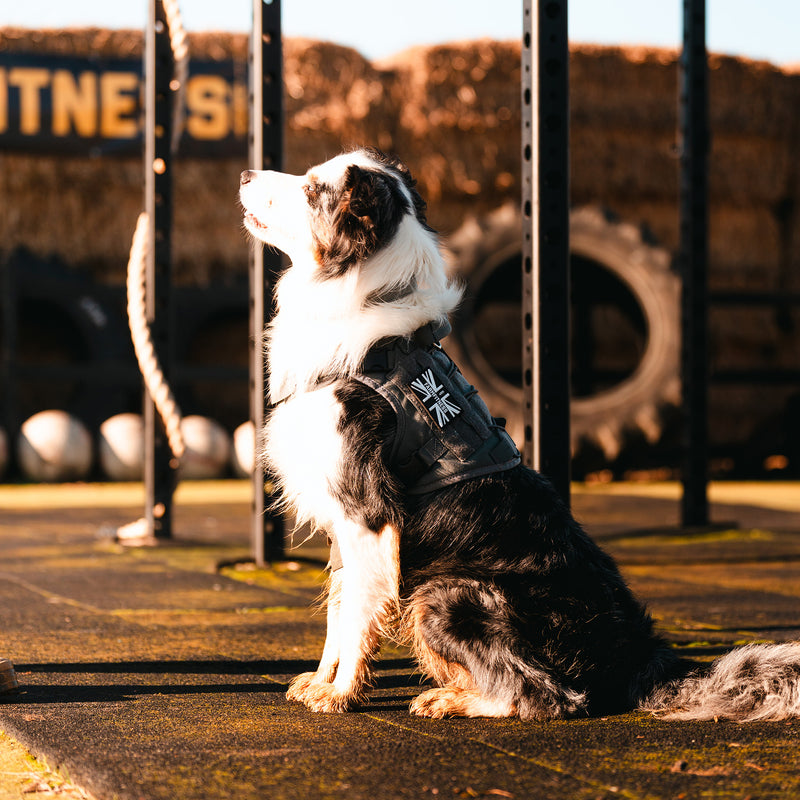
[116,1,189,543]
[124,0,190,466]
[126,211,186,461]
[162,0,189,155]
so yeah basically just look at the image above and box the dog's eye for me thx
[304,181,328,209]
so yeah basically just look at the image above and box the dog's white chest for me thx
[264,384,344,529]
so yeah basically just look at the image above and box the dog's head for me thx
[239,148,432,279]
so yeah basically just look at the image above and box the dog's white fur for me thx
[240,150,459,712]
[243,152,460,406]
[240,149,800,720]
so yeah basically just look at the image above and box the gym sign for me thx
[0,52,248,157]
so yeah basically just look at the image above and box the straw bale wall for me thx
[2,28,799,464]
[2,29,797,288]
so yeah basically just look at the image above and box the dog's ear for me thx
[315,165,409,278]
[344,164,378,221]
[343,164,407,235]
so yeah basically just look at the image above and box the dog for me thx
[239,148,800,720]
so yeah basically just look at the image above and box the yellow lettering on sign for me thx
[100,71,139,138]
[8,67,50,135]
[0,69,6,133]
[186,75,230,140]
[52,70,97,137]
[233,82,248,138]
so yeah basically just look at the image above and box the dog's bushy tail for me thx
[641,642,800,721]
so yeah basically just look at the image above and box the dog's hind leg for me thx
[410,687,517,718]
[408,637,516,718]
[290,520,400,713]
[406,581,588,720]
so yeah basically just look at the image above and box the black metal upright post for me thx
[249,0,285,564]
[679,0,710,527]
[144,0,178,538]
[1,261,17,454]
[521,0,571,506]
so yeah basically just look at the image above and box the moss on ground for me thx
[0,730,91,800]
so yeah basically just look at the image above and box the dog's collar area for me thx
[268,375,337,411]
[364,279,417,307]
[364,320,451,372]
[267,320,451,411]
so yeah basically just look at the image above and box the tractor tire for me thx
[443,204,681,461]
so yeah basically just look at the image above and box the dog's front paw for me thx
[286,672,320,704]
[292,679,364,713]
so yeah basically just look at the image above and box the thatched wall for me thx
[2,29,798,288]
[0,29,800,288]
[2,28,799,463]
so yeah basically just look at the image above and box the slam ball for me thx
[99,413,144,481]
[232,420,255,477]
[179,415,231,480]
[18,410,93,482]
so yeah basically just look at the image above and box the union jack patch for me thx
[411,368,461,427]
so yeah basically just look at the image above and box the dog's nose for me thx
[240,170,256,185]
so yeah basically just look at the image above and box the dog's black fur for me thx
[311,151,431,278]
[241,147,800,721]
[335,379,683,718]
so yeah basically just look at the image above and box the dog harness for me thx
[328,320,521,569]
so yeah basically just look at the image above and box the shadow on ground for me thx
[1,483,799,799]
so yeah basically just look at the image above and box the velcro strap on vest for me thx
[365,321,451,368]
[411,323,439,349]
[394,436,447,486]
[362,347,396,372]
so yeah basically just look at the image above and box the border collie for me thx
[239,148,800,720]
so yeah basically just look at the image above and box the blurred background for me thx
[1,1,798,483]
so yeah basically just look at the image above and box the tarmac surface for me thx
[1,480,800,799]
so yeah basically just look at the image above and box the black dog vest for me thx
[328,320,521,569]
[356,320,520,493]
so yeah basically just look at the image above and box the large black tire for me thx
[443,204,681,461]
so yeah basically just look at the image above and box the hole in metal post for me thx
[545,2,561,19]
